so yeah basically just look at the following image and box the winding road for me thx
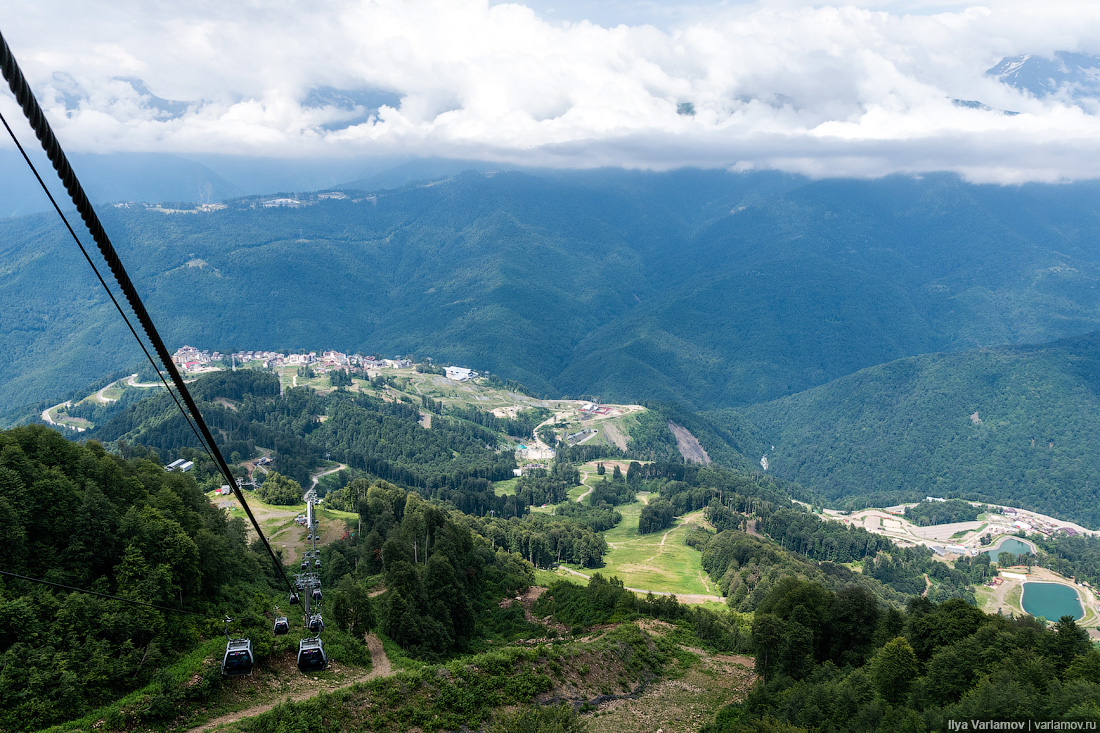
[94,382,119,403]
[126,372,162,388]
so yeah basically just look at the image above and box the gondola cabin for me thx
[308,614,324,634]
[297,637,328,672]
[289,592,300,605]
[222,638,254,675]
[273,616,290,635]
[312,588,322,602]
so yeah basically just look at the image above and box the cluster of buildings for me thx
[1000,507,1082,537]
[170,345,419,375]
[171,345,225,371]
[261,192,348,208]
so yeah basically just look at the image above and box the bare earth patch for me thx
[183,634,391,733]
[584,653,754,733]
[667,422,711,465]
[601,422,629,450]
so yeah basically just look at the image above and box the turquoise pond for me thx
[1021,582,1083,621]
[986,538,1034,562]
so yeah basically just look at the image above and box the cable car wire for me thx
[0,109,218,463]
[0,28,296,599]
[0,569,208,618]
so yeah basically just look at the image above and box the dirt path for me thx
[185,633,392,733]
[576,471,594,504]
[309,463,348,491]
[363,633,390,678]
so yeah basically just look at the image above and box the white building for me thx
[446,366,475,381]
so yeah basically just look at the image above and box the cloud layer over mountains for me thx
[5,0,1100,182]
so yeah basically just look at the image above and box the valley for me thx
[7,172,1100,733]
[7,2,1100,728]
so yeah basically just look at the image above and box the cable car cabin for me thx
[312,588,322,602]
[301,560,309,570]
[273,616,290,635]
[297,637,328,672]
[308,614,324,634]
[314,559,321,569]
[289,592,300,605]
[222,638,254,676]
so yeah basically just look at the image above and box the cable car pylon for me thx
[296,497,329,672]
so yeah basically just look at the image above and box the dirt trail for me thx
[185,633,392,733]
[576,470,595,503]
[309,463,348,491]
[363,633,391,678]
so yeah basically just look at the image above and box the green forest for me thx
[7,158,1100,729]
[707,578,1100,731]
[732,332,1100,528]
[11,169,1100,426]
[4,344,1100,731]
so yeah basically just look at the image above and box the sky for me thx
[4,0,1100,183]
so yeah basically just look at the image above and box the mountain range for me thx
[8,166,1100,523]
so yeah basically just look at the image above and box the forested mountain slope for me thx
[728,331,1100,527]
[8,169,1100,415]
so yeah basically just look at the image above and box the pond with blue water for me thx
[1021,582,1084,621]
[985,537,1034,563]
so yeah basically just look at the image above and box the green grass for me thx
[320,507,359,520]
[562,500,717,598]
[98,384,124,402]
[494,477,520,496]
[534,568,582,587]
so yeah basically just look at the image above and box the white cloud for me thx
[4,0,1100,181]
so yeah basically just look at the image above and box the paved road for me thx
[94,382,119,403]
[41,402,67,425]
[126,372,161,388]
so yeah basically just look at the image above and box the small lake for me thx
[1021,582,1083,621]
[986,538,1034,563]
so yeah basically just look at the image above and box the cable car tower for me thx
[296,498,328,672]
